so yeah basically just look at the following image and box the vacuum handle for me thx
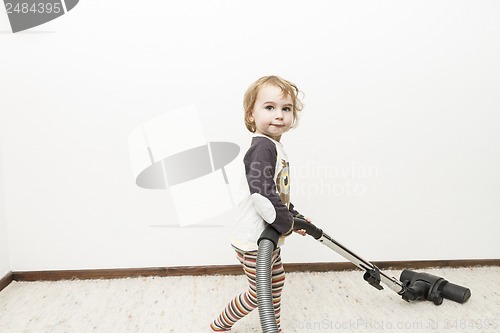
[293,218,323,239]
[257,218,324,249]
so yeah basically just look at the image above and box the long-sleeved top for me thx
[231,134,301,251]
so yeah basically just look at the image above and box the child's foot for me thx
[210,322,231,332]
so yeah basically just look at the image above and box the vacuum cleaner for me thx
[256,218,471,333]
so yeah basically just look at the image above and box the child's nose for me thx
[275,109,284,119]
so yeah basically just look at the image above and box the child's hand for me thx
[294,217,312,236]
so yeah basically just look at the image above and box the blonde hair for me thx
[243,75,304,133]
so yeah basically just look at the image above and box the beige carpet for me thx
[0,266,498,332]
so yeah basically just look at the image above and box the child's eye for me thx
[265,105,274,110]
[283,107,292,112]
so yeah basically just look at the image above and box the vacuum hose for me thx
[256,237,279,332]
[256,219,322,333]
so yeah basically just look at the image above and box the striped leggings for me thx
[210,246,285,332]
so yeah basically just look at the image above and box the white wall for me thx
[0,0,499,271]
[0,139,10,277]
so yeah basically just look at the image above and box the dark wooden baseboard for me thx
[285,258,500,273]
[10,259,500,282]
[0,271,13,292]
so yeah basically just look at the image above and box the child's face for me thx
[251,84,294,142]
